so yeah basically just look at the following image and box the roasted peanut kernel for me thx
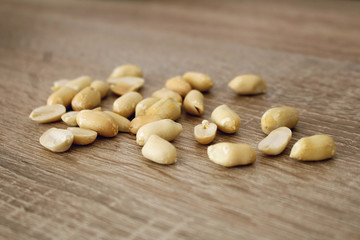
[108,77,144,95]
[108,64,143,79]
[290,135,336,161]
[136,119,183,146]
[92,107,101,111]
[207,143,256,167]
[258,127,292,155]
[47,86,77,107]
[142,135,177,165]
[113,92,143,118]
[184,89,204,116]
[135,97,159,117]
[103,111,131,132]
[152,88,182,103]
[65,76,93,92]
[228,74,266,95]
[129,115,162,134]
[29,104,66,123]
[145,98,181,120]
[165,76,192,97]
[261,106,299,135]
[61,111,79,126]
[71,87,101,111]
[51,79,69,92]
[211,104,241,134]
[76,110,118,137]
[194,120,217,144]
[91,80,109,98]
[39,128,74,152]
[183,72,213,92]
[67,127,97,145]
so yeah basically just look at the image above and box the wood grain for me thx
[0,0,360,239]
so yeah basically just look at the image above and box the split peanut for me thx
[258,127,292,155]
[135,97,159,117]
[290,135,336,161]
[261,106,299,134]
[113,92,143,118]
[103,111,131,132]
[51,79,69,92]
[65,76,93,92]
[142,135,177,165]
[152,88,182,103]
[183,89,204,116]
[67,127,97,145]
[207,143,256,167]
[145,98,181,120]
[108,77,144,95]
[194,120,217,144]
[29,104,66,123]
[165,76,192,97]
[71,87,101,111]
[211,104,241,134]
[108,64,143,79]
[61,111,79,126]
[47,86,77,107]
[129,115,162,134]
[76,110,118,137]
[91,80,109,98]
[39,128,74,152]
[228,74,266,95]
[183,72,213,92]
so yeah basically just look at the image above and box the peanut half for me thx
[194,120,217,144]
[47,86,77,107]
[165,76,192,97]
[142,135,177,165]
[261,106,299,134]
[51,79,69,92]
[61,111,79,126]
[228,74,266,95]
[152,88,182,103]
[91,80,109,98]
[211,104,241,134]
[29,104,66,123]
[108,77,144,95]
[71,87,101,111]
[76,110,118,137]
[183,72,213,92]
[145,98,181,120]
[39,128,74,152]
[108,64,143,79]
[113,92,143,118]
[65,76,93,92]
[290,135,336,161]
[129,115,162,134]
[183,89,204,116]
[103,111,131,132]
[207,142,256,167]
[135,97,159,117]
[258,127,292,155]
[67,127,97,145]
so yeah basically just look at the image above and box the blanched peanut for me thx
[141,135,177,165]
[39,128,73,152]
[91,80,109,98]
[183,72,213,92]
[47,86,77,107]
[290,135,336,161]
[261,106,299,135]
[71,87,101,111]
[129,115,162,134]
[104,111,130,132]
[61,111,79,126]
[136,119,182,146]
[76,110,118,137]
[108,77,144,95]
[65,76,93,92]
[51,79,69,92]
[145,98,181,120]
[108,64,143,79]
[152,88,182,103]
[207,142,256,167]
[67,127,97,145]
[194,120,217,144]
[92,107,101,111]
[135,97,159,117]
[211,104,241,134]
[184,90,204,116]
[29,104,66,123]
[113,92,143,118]
[165,76,192,97]
[228,74,266,95]
[258,127,292,155]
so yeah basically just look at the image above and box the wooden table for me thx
[1,0,359,239]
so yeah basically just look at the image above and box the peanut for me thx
[183,72,213,92]
[113,92,143,118]
[91,80,109,98]
[108,77,144,95]
[141,135,177,165]
[76,110,118,137]
[47,86,77,107]
[61,111,79,126]
[152,88,182,103]
[71,87,101,111]
[183,89,204,116]
[258,127,292,155]
[228,74,266,95]
[39,128,73,152]
[108,64,143,79]
[145,98,181,120]
[129,115,162,134]
[211,104,241,133]
[29,104,66,123]
[135,97,159,117]
[103,111,131,132]
[67,127,97,145]
[194,120,217,144]
[261,106,299,134]
[165,76,192,97]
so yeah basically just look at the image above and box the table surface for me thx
[1,0,360,239]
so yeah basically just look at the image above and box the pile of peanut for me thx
[29,64,336,167]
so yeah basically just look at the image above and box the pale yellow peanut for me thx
[39,128,73,152]
[71,87,101,111]
[207,143,256,167]
[108,64,143,79]
[113,92,143,118]
[194,120,217,144]
[165,76,192,97]
[184,89,204,116]
[47,86,77,107]
[129,115,162,134]
[135,97,159,117]
[109,77,144,95]
[152,88,182,103]
[183,72,213,92]
[67,127,97,145]
[145,98,181,120]
[261,106,299,135]
[91,80,109,98]
[76,110,118,137]
[142,135,177,165]
[258,127,292,155]
[65,76,93,92]
[290,135,336,161]
[228,74,266,95]
[51,79,69,92]
[61,111,79,126]
[136,119,182,146]
[211,104,241,134]
[103,111,131,132]
[29,104,66,123]
[92,107,102,111]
